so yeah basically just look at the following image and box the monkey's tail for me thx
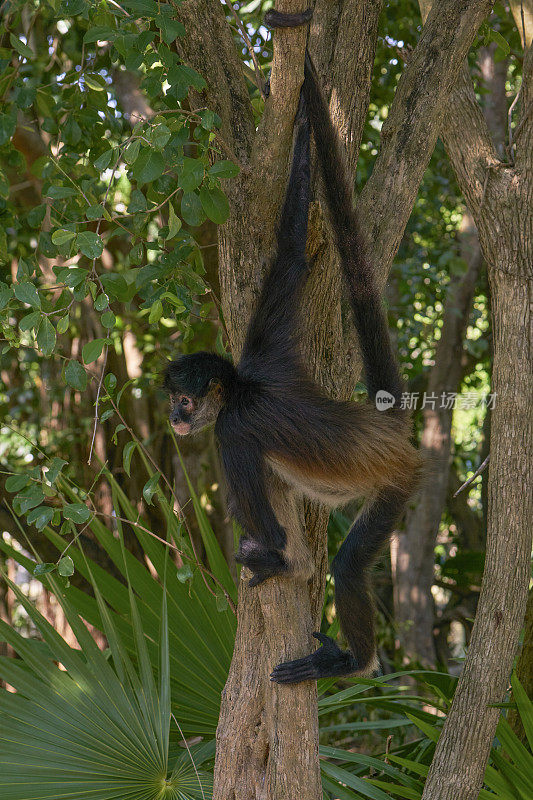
[302,55,403,403]
[332,489,407,673]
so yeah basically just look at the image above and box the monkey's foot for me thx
[236,538,289,587]
[270,633,358,683]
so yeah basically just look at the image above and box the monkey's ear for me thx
[209,379,224,400]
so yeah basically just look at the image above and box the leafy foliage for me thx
[0,560,215,799]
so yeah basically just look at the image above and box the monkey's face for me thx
[169,393,196,435]
[168,381,224,436]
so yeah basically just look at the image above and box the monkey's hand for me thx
[236,538,289,587]
[270,633,357,683]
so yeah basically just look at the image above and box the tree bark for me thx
[417,5,533,799]
[173,1,496,797]
[393,214,482,667]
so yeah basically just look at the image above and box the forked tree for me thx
[172,1,532,798]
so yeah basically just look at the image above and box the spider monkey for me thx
[164,38,421,683]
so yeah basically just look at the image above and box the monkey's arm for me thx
[220,438,288,585]
[239,113,311,377]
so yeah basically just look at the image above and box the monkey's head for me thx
[163,352,236,435]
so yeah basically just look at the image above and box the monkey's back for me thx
[220,379,420,507]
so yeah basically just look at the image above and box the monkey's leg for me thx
[271,491,405,683]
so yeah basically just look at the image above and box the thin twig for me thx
[385,735,393,764]
[507,86,522,160]
[453,454,490,497]
[87,340,109,464]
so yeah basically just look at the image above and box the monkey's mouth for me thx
[171,421,191,435]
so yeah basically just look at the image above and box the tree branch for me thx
[172,0,255,164]
[358,0,495,289]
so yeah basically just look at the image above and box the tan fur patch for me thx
[269,405,421,508]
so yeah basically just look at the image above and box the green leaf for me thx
[33,562,56,576]
[488,28,510,58]
[85,204,104,221]
[26,506,55,530]
[94,293,109,310]
[14,282,41,308]
[156,14,185,43]
[200,186,230,224]
[37,317,57,357]
[93,149,113,170]
[57,315,69,334]
[0,284,13,310]
[85,73,107,91]
[52,228,77,245]
[511,674,533,750]
[82,338,107,364]
[16,484,45,514]
[209,160,240,179]
[405,713,441,742]
[101,310,116,328]
[148,299,163,323]
[0,106,16,145]
[45,457,68,484]
[181,191,205,227]
[167,203,181,239]
[123,441,137,477]
[216,592,229,612]
[150,123,171,150]
[142,473,160,505]
[123,139,140,165]
[5,474,30,492]
[46,185,77,199]
[58,556,75,577]
[180,157,204,192]
[132,149,165,185]
[19,311,41,332]
[100,273,129,301]
[127,188,147,213]
[167,64,206,98]
[83,26,117,43]
[104,373,117,393]
[77,231,104,259]
[65,359,88,390]
[176,563,193,583]
[27,203,47,227]
[10,33,34,60]
[63,503,91,524]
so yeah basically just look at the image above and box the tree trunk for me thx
[418,5,533,799]
[393,214,482,667]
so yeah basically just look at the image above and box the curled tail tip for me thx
[265,8,313,29]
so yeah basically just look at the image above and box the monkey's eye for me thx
[180,396,191,408]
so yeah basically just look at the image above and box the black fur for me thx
[164,54,419,683]
[302,53,403,403]
[163,351,237,398]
